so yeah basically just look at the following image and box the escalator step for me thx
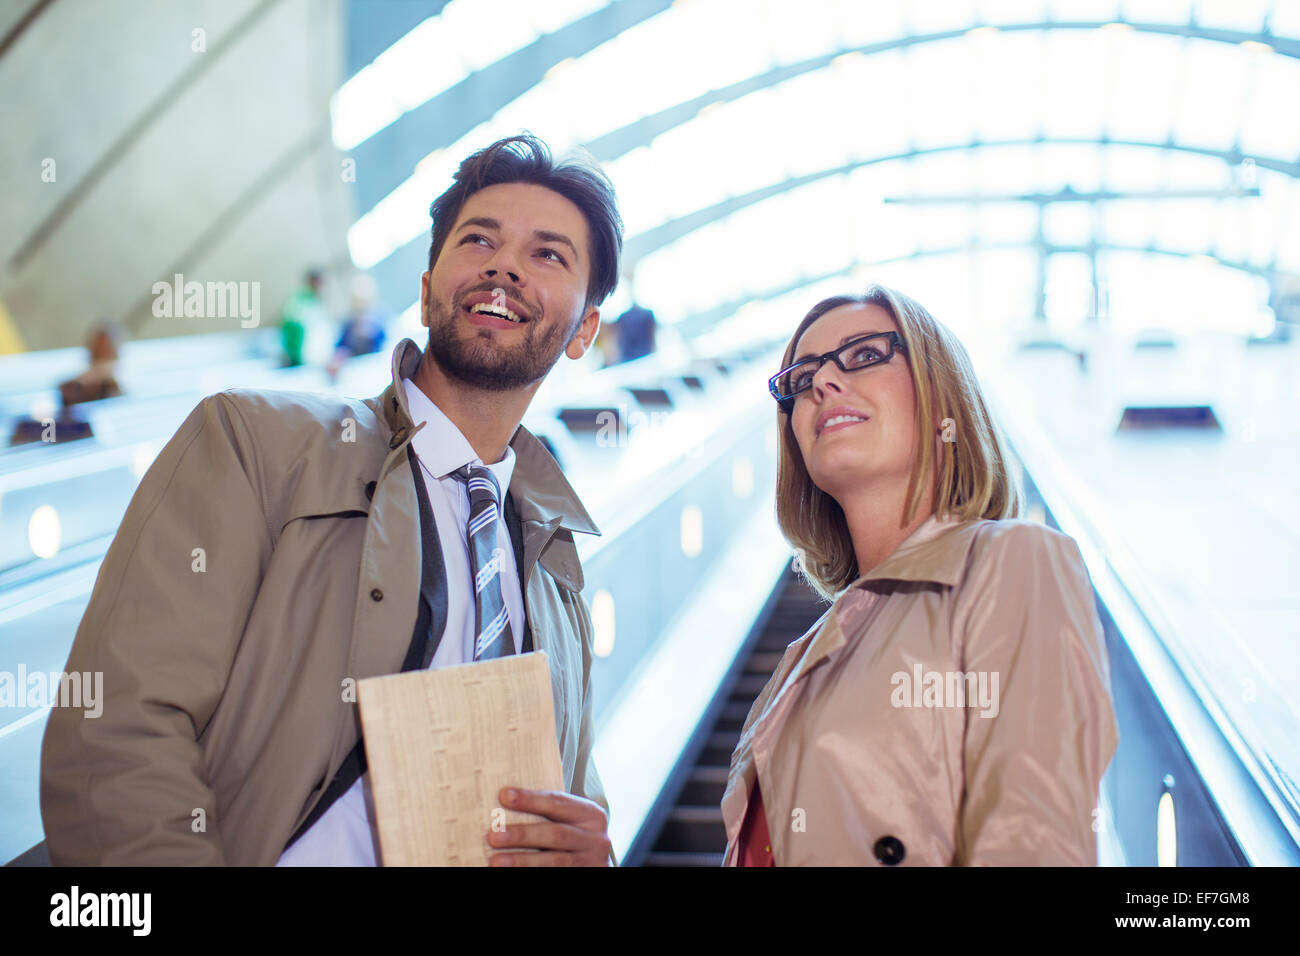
[761,622,812,642]
[731,674,770,699]
[678,766,730,805]
[652,806,727,853]
[714,702,750,734]
[702,729,745,764]
[670,805,724,823]
[744,651,784,674]
[692,766,730,783]
[643,852,724,867]
[721,701,751,722]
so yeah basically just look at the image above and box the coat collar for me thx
[844,512,983,590]
[377,337,601,539]
[785,513,985,688]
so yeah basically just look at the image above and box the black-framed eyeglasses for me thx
[768,331,906,414]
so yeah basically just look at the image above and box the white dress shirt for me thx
[276,377,525,866]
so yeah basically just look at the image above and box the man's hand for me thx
[487,787,612,866]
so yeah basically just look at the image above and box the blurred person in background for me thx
[57,320,124,407]
[278,268,327,367]
[723,283,1118,866]
[326,273,389,382]
[9,320,124,445]
[612,267,656,363]
[9,321,122,445]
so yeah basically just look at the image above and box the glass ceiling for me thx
[339,0,1300,336]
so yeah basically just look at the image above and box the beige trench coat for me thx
[722,514,1118,866]
[41,339,609,865]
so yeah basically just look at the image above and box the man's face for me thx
[421,182,600,390]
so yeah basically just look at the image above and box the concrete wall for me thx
[0,0,353,351]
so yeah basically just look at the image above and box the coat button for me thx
[370,588,383,602]
[388,427,408,449]
[873,835,905,865]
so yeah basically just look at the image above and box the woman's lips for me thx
[816,407,871,437]
[818,417,868,438]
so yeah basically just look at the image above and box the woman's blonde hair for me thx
[775,283,1023,599]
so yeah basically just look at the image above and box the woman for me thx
[721,284,1118,866]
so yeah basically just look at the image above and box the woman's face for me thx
[788,303,918,500]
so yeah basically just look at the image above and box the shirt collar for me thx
[378,338,600,536]
[845,512,984,590]
[401,376,516,497]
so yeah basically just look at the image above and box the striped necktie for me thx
[452,463,514,661]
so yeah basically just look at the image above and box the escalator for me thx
[626,566,826,866]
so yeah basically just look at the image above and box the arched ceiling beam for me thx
[584,19,1300,163]
[624,137,1293,264]
[676,239,1280,338]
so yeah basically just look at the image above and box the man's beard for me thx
[424,294,575,390]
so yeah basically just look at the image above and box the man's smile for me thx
[460,289,531,326]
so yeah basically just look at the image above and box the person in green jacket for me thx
[279,268,326,367]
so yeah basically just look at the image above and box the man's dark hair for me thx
[427,133,623,310]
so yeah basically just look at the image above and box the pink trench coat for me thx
[722,514,1119,866]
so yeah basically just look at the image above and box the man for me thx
[613,270,656,363]
[326,273,388,382]
[40,134,621,866]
